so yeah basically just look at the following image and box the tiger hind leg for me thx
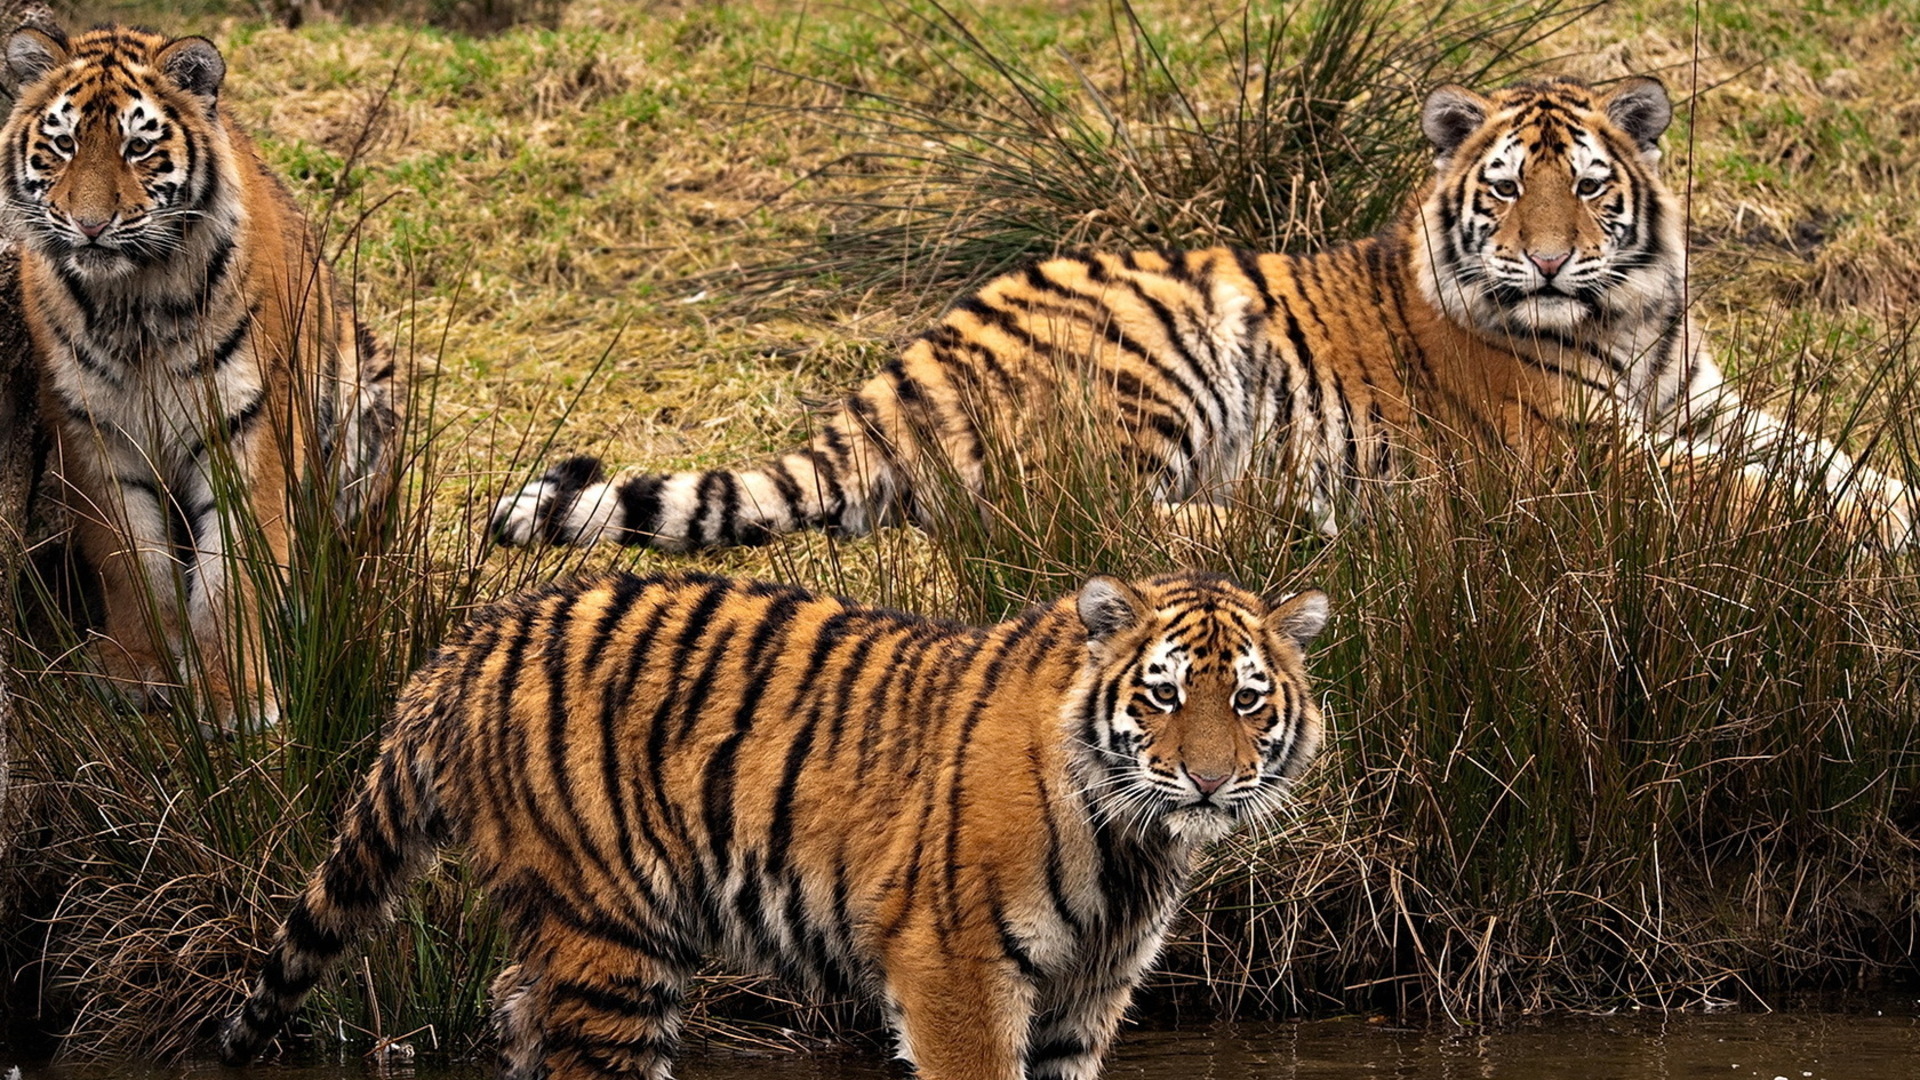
[499,917,691,1080]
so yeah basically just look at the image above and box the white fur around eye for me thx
[1138,638,1191,714]
[1232,647,1272,714]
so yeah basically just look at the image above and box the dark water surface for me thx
[13,1010,1920,1079]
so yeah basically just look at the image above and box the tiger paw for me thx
[1869,481,1915,554]
[490,456,621,546]
[89,637,178,713]
[195,667,283,740]
[1832,474,1915,555]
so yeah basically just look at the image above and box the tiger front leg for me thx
[1662,359,1915,552]
[70,494,181,709]
[51,433,186,709]
[883,943,1036,1080]
[1025,976,1139,1080]
[176,461,290,734]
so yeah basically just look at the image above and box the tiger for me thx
[3,25,402,727]
[491,75,1913,554]
[218,568,1330,1080]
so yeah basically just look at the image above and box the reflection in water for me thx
[11,1010,1920,1080]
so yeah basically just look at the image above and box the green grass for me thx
[4,0,1920,1065]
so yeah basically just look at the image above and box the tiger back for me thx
[3,25,402,725]
[219,569,1329,1080]
[493,75,1911,553]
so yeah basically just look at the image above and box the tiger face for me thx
[1074,573,1327,844]
[2,27,228,277]
[1417,76,1682,338]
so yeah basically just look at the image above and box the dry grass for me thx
[3,0,1920,1065]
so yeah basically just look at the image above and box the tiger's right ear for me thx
[157,36,225,101]
[6,26,68,91]
[1077,576,1145,643]
[1422,85,1489,161]
[1265,588,1330,648]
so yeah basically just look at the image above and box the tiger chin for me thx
[218,569,1329,1080]
[495,74,1911,555]
[2,25,402,730]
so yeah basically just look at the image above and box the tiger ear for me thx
[1421,85,1488,160]
[156,35,225,101]
[1265,588,1329,648]
[1604,76,1671,153]
[1077,576,1145,643]
[6,26,67,90]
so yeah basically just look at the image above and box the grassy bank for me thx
[3,0,1919,1064]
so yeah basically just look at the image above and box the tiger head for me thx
[1070,571,1328,845]
[1415,75,1683,339]
[1,25,230,277]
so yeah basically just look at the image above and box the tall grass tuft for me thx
[0,309,516,1058]
[887,310,1920,1016]
[738,0,1592,302]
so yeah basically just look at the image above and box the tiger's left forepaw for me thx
[1839,476,1916,554]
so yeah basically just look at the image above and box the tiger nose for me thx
[1527,250,1570,277]
[1188,769,1230,796]
[75,216,110,239]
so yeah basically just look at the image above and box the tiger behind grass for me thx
[493,75,1913,553]
[2,25,401,726]
[219,569,1329,1079]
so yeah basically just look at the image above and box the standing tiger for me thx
[219,569,1329,1079]
[3,25,402,726]
[493,75,1912,553]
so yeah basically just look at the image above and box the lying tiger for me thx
[493,75,1913,553]
[219,569,1329,1079]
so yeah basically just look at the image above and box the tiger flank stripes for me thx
[3,25,402,727]
[221,569,1330,1080]
[494,75,1912,553]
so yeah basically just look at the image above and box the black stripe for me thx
[186,310,252,375]
[641,580,733,848]
[550,979,678,1020]
[940,614,1048,931]
[185,392,266,462]
[764,611,855,875]
[990,892,1042,980]
[698,590,806,861]
[601,591,679,904]
[615,474,667,546]
[543,590,627,893]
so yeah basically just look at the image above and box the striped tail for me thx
[218,725,448,1065]
[489,403,911,551]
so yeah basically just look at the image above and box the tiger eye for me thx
[1576,177,1604,197]
[1233,688,1261,711]
[1490,179,1520,198]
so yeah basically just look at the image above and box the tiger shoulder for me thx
[494,74,1911,554]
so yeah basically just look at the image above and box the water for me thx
[13,1010,1920,1080]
